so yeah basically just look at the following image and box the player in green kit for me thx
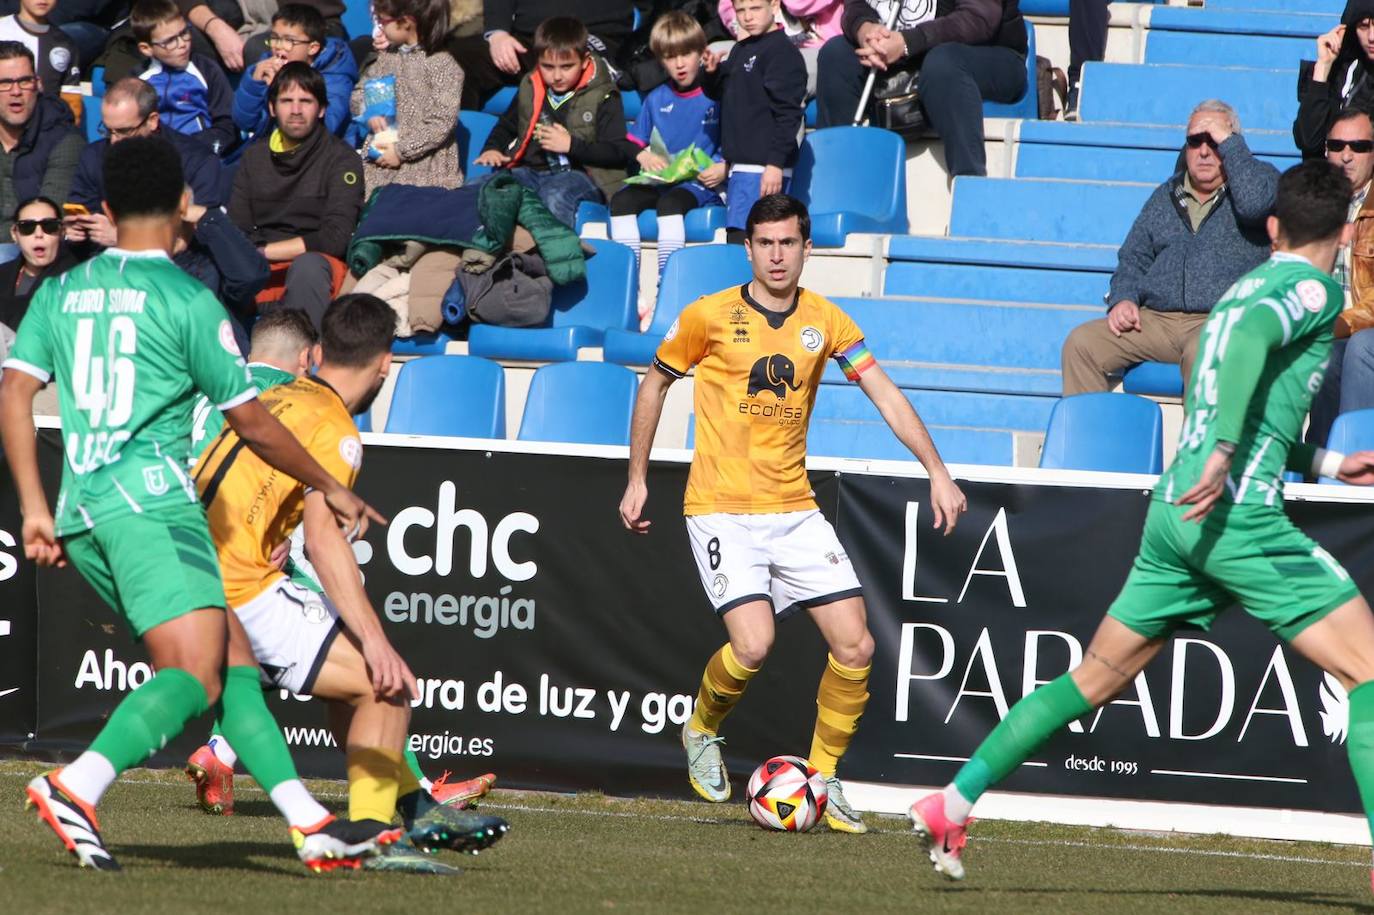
[909,161,1374,893]
[0,137,398,872]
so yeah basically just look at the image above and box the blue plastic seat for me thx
[1122,361,1183,397]
[946,177,1154,247]
[883,261,1111,306]
[1039,393,1164,474]
[391,329,460,356]
[791,126,908,246]
[457,110,498,179]
[574,201,726,243]
[341,0,371,38]
[1015,122,1301,182]
[383,355,505,438]
[603,244,753,366]
[481,85,517,116]
[467,238,638,361]
[1079,63,1296,132]
[517,362,638,445]
[83,94,101,142]
[1321,409,1374,484]
[982,21,1038,119]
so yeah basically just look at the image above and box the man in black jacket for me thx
[816,0,1027,177]
[0,40,81,241]
[228,62,362,328]
[1295,0,1374,161]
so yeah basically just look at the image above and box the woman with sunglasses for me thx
[0,197,75,338]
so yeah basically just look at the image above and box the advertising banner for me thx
[0,450,36,747]
[9,431,1374,820]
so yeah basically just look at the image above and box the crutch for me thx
[852,5,902,126]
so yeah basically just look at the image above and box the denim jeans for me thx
[497,167,603,229]
[1306,331,1374,446]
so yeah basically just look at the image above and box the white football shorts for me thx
[232,577,341,695]
[684,510,863,617]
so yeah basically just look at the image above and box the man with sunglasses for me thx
[1062,100,1279,395]
[233,4,355,141]
[0,41,81,246]
[1309,109,1374,446]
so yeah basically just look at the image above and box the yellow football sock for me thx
[808,654,871,778]
[688,643,758,736]
[396,750,422,799]
[347,747,402,823]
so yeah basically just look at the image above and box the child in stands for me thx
[703,0,806,244]
[475,16,634,228]
[133,0,237,155]
[351,0,464,197]
[610,11,724,319]
[234,4,357,139]
[0,0,79,100]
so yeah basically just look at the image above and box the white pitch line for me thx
[17,776,1368,869]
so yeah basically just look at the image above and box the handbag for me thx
[867,68,925,133]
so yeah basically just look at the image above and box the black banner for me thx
[8,430,1374,818]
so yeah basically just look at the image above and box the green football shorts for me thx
[1108,498,1360,643]
[63,502,227,639]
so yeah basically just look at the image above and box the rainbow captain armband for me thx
[835,340,876,382]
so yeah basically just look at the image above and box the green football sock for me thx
[88,667,209,772]
[404,747,428,786]
[217,665,300,793]
[952,672,1092,804]
[1345,681,1374,841]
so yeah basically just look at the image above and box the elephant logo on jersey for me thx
[747,354,803,399]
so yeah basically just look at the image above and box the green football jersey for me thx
[1158,253,1342,507]
[188,362,296,464]
[3,249,254,536]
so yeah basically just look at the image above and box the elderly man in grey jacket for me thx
[1061,100,1280,395]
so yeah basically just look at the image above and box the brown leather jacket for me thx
[1348,188,1374,333]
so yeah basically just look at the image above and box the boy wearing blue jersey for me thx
[609,11,725,307]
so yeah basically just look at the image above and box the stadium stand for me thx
[1078,63,1296,132]
[1322,410,1374,485]
[467,238,638,362]
[791,127,910,247]
[457,110,498,180]
[383,355,506,438]
[1143,9,1335,72]
[603,244,754,367]
[517,362,639,446]
[1039,393,1164,474]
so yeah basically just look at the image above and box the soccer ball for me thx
[746,756,828,832]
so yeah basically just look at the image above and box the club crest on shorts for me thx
[301,597,330,624]
[711,574,728,598]
[142,465,169,496]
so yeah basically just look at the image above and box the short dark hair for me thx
[746,194,811,242]
[321,294,395,367]
[533,16,589,60]
[272,3,327,45]
[130,0,182,44]
[1275,160,1352,247]
[0,40,35,70]
[104,77,159,120]
[250,308,318,356]
[103,136,185,219]
[268,61,327,108]
[1330,107,1374,138]
[13,195,60,221]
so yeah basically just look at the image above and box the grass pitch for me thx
[1,760,1371,914]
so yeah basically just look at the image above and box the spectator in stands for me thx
[352,0,463,197]
[134,0,238,155]
[235,4,357,139]
[1060,100,1279,395]
[0,0,80,101]
[66,77,225,249]
[447,0,632,110]
[1308,109,1374,446]
[0,197,74,334]
[229,62,363,328]
[716,0,843,97]
[815,0,1026,178]
[1295,2,1374,160]
[475,16,632,228]
[242,0,353,70]
[175,188,270,340]
[702,0,805,244]
[0,41,82,239]
[1064,0,1108,121]
[610,11,724,300]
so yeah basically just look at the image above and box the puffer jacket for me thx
[474,172,587,286]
